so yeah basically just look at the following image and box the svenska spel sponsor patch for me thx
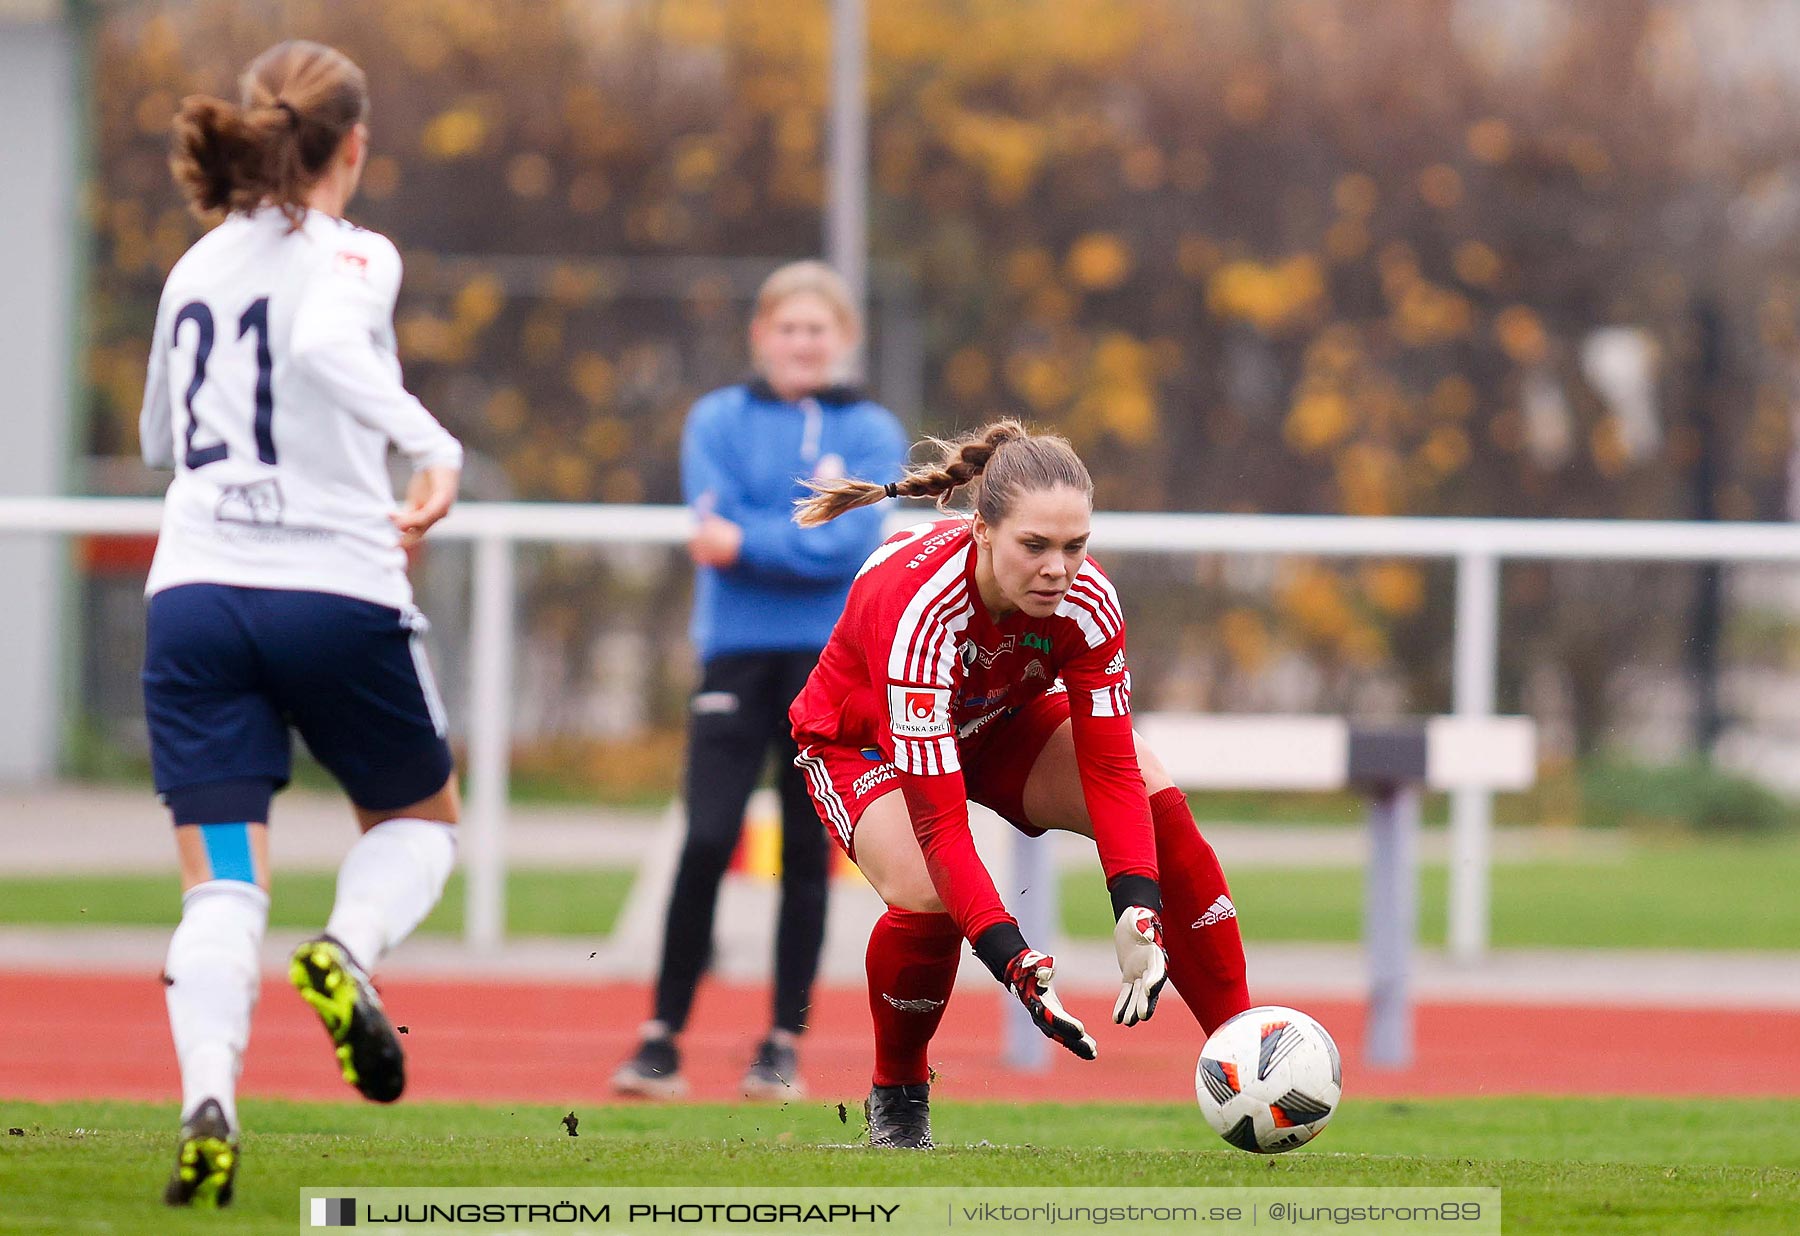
[887,684,951,739]
[333,250,370,279]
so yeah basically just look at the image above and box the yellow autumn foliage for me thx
[944,347,993,400]
[1494,306,1551,365]
[1338,622,1389,668]
[568,352,617,409]
[1005,351,1076,412]
[1452,241,1503,288]
[397,313,469,365]
[1429,375,1477,420]
[481,388,527,436]
[1217,608,1272,671]
[1390,280,1474,347]
[1419,426,1471,476]
[1417,163,1464,209]
[1278,563,1356,643]
[421,106,490,160]
[1466,118,1512,163]
[87,0,1782,552]
[1360,562,1425,616]
[944,111,1049,205]
[1207,255,1326,335]
[1065,233,1135,291]
[1335,443,1403,516]
[1285,384,1355,453]
[1333,173,1379,218]
[1072,333,1160,445]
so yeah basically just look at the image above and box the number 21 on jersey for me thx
[172,296,277,470]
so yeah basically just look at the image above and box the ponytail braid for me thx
[795,418,1060,528]
[169,40,368,229]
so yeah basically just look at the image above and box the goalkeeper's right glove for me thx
[1003,948,1098,1060]
[1111,906,1169,1027]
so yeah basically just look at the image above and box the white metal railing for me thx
[9,495,1800,960]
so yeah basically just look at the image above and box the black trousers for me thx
[653,650,829,1035]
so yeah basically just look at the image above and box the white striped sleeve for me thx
[1055,564,1124,650]
[886,553,973,682]
[882,555,974,776]
[1059,561,1133,718]
[1086,675,1132,718]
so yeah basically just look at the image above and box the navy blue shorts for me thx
[143,584,455,824]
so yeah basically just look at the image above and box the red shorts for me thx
[793,689,1070,858]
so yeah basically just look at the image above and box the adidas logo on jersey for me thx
[1105,649,1126,676]
[1191,895,1237,928]
[881,992,947,1013]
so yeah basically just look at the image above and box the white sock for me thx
[165,880,269,1132]
[324,818,457,971]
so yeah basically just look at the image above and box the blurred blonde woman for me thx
[612,262,906,1099]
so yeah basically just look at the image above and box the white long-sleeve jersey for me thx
[139,207,463,610]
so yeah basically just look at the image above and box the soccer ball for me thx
[1195,1005,1342,1154]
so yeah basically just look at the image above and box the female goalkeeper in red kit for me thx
[788,420,1250,1147]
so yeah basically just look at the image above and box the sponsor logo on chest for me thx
[958,686,1010,712]
[957,633,1015,672]
[957,636,1016,671]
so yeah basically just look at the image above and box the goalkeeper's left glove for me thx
[1111,906,1169,1026]
[1003,948,1099,1060]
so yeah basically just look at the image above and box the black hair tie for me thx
[274,99,300,126]
[884,482,899,499]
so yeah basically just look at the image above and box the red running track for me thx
[4,970,1799,1105]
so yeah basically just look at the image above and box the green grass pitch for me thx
[5,834,1799,950]
[1063,834,1800,950]
[1,1098,1794,1235]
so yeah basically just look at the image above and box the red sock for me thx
[1149,787,1251,1033]
[866,907,962,1087]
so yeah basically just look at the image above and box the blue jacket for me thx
[682,380,907,661]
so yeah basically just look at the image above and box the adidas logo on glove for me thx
[1191,895,1237,928]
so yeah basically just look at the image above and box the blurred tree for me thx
[86,0,1800,755]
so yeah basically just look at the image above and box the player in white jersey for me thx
[140,41,463,1208]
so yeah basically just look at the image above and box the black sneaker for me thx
[741,1037,804,1100]
[162,1098,237,1208]
[864,1082,932,1149]
[288,936,406,1103]
[612,1032,686,1099]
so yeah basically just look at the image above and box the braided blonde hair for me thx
[795,419,1092,528]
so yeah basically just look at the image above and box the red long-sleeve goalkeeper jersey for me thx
[790,518,1156,939]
